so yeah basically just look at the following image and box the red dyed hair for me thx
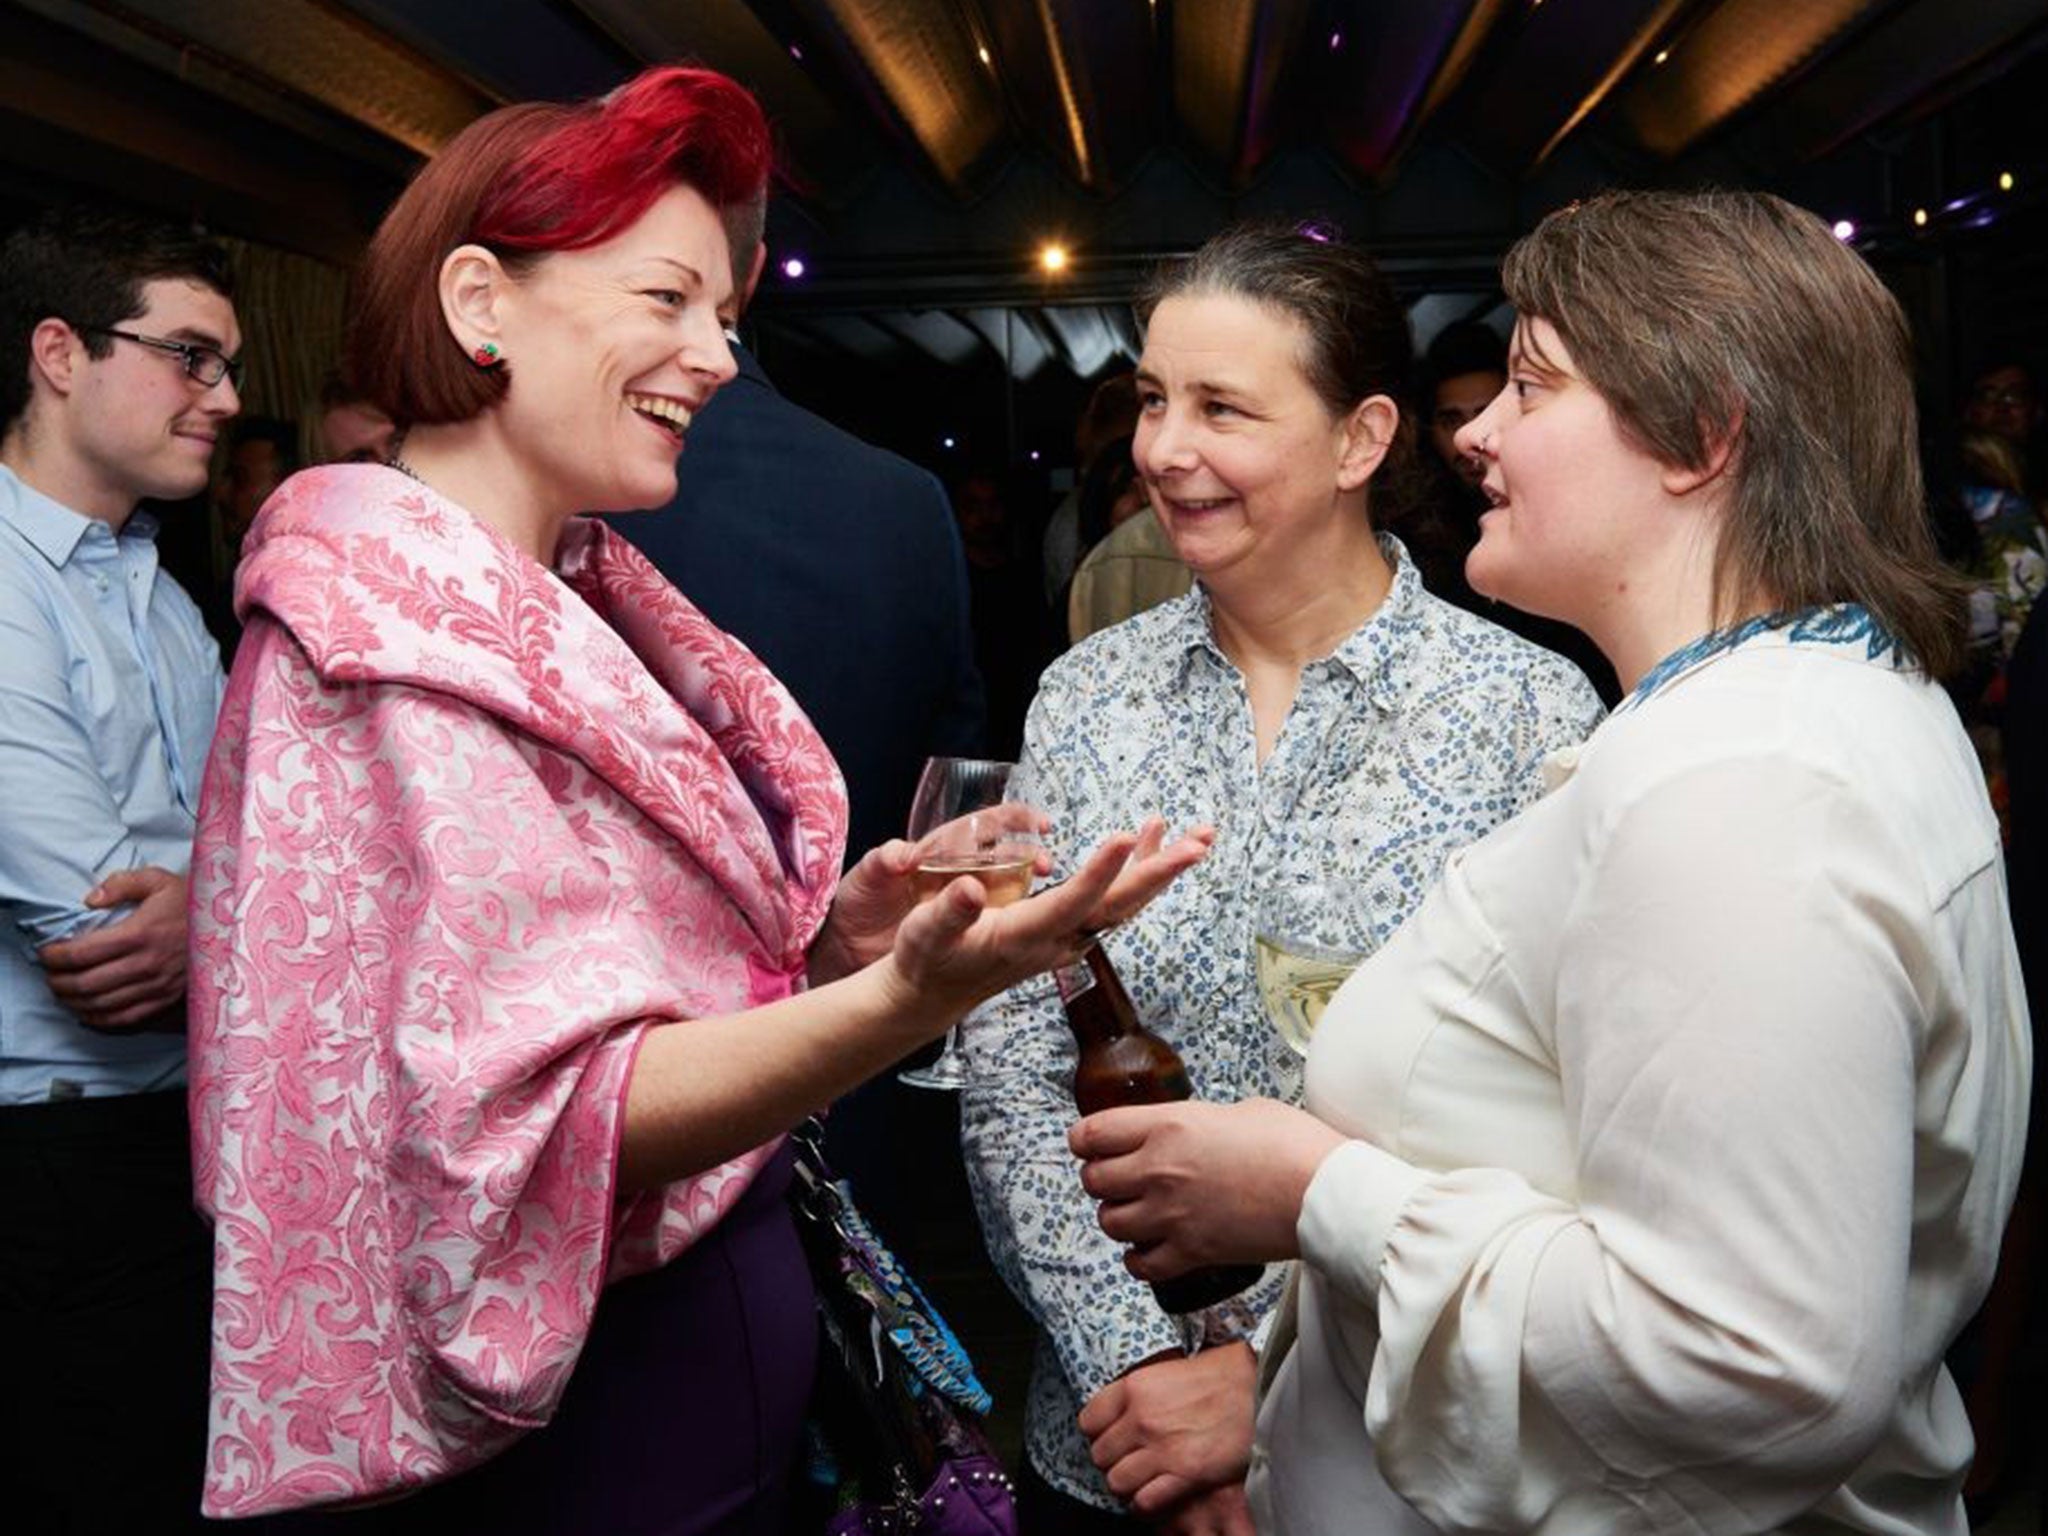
[345,66,773,427]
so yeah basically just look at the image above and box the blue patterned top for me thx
[958,538,1606,1508]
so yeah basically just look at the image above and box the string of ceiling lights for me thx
[1833,165,2034,251]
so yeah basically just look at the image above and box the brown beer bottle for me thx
[1056,942,1264,1314]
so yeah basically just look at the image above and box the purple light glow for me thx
[1329,31,1343,50]
[789,44,803,61]
[1295,219,1338,243]
[1830,219,1855,241]
[781,256,807,280]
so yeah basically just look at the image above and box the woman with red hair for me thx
[188,65,1204,1531]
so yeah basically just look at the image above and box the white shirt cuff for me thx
[1297,1139,1429,1306]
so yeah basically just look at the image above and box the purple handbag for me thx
[821,1454,1015,1536]
[792,1121,1019,1536]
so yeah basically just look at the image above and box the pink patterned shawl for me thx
[187,465,847,1517]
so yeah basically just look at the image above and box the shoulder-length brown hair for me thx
[345,65,772,429]
[1503,189,1966,677]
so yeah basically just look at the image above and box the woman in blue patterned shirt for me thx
[959,222,1604,1535]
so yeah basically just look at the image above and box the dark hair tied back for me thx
[1137,220,1424,527]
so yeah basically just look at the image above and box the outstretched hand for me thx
[813,804,1055,983]
[37,866,191,1031]
[878,817,1212,1024]
[1070,1098,1344,1279]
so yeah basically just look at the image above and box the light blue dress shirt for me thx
[0,464,224,1104]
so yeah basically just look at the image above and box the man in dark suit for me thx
[606,200,986,1251]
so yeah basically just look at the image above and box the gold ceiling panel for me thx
[975,0,1157,192]
[1033,0,1096,186]
[1172,0,1318,184]
[1532,0,1690,167]
[809,0,1006,189]
[1616,0,1883,157]
[1415,0,1520,124]
[84,0,493,156]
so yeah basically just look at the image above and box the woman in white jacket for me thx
[1070,189,2032,1536]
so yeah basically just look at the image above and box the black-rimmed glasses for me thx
[73,324,243,389]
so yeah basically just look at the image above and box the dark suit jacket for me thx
[608,345,985,862]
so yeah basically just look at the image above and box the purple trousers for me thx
[268,1141,817,1535]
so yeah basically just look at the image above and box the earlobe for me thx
[438,244,509,356]
[1336,395,1399,492]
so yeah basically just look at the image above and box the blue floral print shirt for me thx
[958,537,1605,1509]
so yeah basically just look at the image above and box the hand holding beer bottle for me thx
[1056,940,1264,1315]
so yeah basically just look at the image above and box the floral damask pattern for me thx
[188,466,846,1516]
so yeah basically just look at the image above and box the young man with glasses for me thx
[0,206,240,1531]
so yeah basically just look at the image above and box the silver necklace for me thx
[384,432,424,485]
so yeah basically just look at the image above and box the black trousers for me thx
[1,1089,215,1534]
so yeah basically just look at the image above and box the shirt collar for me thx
[1171,532,1424,713]
[0,463,152,567]
[1621,602,1902,712]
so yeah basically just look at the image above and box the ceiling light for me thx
[1039,243,1070,274]
[1831,219,1855,241]
[977,45,992,66]
[1999,171,2015,191]
[1913,208,1928,227]
[781,256,806,280]
[1654,48,1670,65]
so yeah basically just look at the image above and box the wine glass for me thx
[898,757,1043,1090]
[1253,881,1370,1058]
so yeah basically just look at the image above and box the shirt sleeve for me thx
[959,682,1187,1398]
[1298,755,1924,1533]
[0,574,147,951]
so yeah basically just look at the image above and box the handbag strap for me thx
[789,1119,994,1417]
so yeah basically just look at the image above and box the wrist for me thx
[807,918,857,987]
[1117,1347,1186,1380]
[863,952,961,1051]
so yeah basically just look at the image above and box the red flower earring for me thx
[472,342,504,368]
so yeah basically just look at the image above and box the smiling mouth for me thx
[1163,495,1233,514]
[1481,483,1509,509]
[627,392,693,442]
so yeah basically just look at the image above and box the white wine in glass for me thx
[910,852,1036,908]
[1254,935,1358,1057]
[898,757,1042,1090]
[1254,882,1369,1058]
